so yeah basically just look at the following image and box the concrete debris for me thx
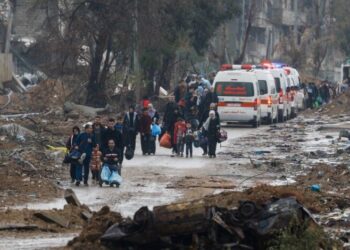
[68,198,328,250]
[64,189,82,207]
[34,212,69,228]
[63,101,109,118]
[0,123,35,137]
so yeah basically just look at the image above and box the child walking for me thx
[90,144,102,184]
[185,122,194,158]
[174,118,186,157]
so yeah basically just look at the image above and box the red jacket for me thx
[139,114,152,134]
[174,121,186,144]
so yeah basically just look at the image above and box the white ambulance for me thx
[214,65,262,127]
[255,69,279,124]
[269,68,290,122]
[284,67,300,118]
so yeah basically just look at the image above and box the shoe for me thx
[186,155,188,158]
[202,153,207,156]
[84,182,88,186]
[209,155,213,158]
[213,155,216,158]
[75,181,80,186]
[180,153,183,157]
[190,155,193,158]
[110,183,113,187]
[71,179,75,183]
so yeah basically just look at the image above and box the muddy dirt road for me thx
[18,126,258,217]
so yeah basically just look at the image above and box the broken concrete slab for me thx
[34,212,69,228]
[81,211,93,221]
[64,189,81,207]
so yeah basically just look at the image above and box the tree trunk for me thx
[86,32,109,108]
[234,1,255,64]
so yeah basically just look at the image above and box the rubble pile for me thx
[2,79,68,114]
[68,206,123,250]
[318,89,350,115]
[0,190,92,235]
[68,192,340,250]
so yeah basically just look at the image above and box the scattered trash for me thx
[311,184,321,192]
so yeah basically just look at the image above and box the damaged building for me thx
[211,0,342,81]
[0,0,57,91]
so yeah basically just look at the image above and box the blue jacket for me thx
[77,132,96,156]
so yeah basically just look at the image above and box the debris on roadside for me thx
[68,195,340,250]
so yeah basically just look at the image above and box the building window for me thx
[250,27,266,44]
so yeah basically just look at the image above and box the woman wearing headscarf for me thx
[203,110,220,158]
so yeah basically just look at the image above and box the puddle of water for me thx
[0,233,77,250]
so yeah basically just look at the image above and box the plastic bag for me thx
[151,124,161,136]
[100,164,123,184]
[100,164,112,182]
[125,146,134,160]
[109,171,123,184]
[160,132,172,148]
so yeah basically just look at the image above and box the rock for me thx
[63,101,108,117]
[325,135,333,139]
[64,189,81,207]
[81,211,93,221]
[0,123,36,137]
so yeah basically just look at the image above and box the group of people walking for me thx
[65,75,224,187]
[304,81,335,109]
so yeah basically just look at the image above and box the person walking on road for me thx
[65,126,80,183]
[174,118,186,157]
[124,105,138,151]
[90,144,102,184]
[147,103,160,155]
[185,121,194,158]
[139,108,152,155]
[76,124,96,186]
[92,116,105,147]
[102,118,123,155]
[203,110,220,158]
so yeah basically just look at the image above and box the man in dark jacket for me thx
[76,124,96,186]
[102,118,123,154]
[93,116,105,147]
[124,106,138,151]
[66,126,80,183]
[138,108,152,155]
